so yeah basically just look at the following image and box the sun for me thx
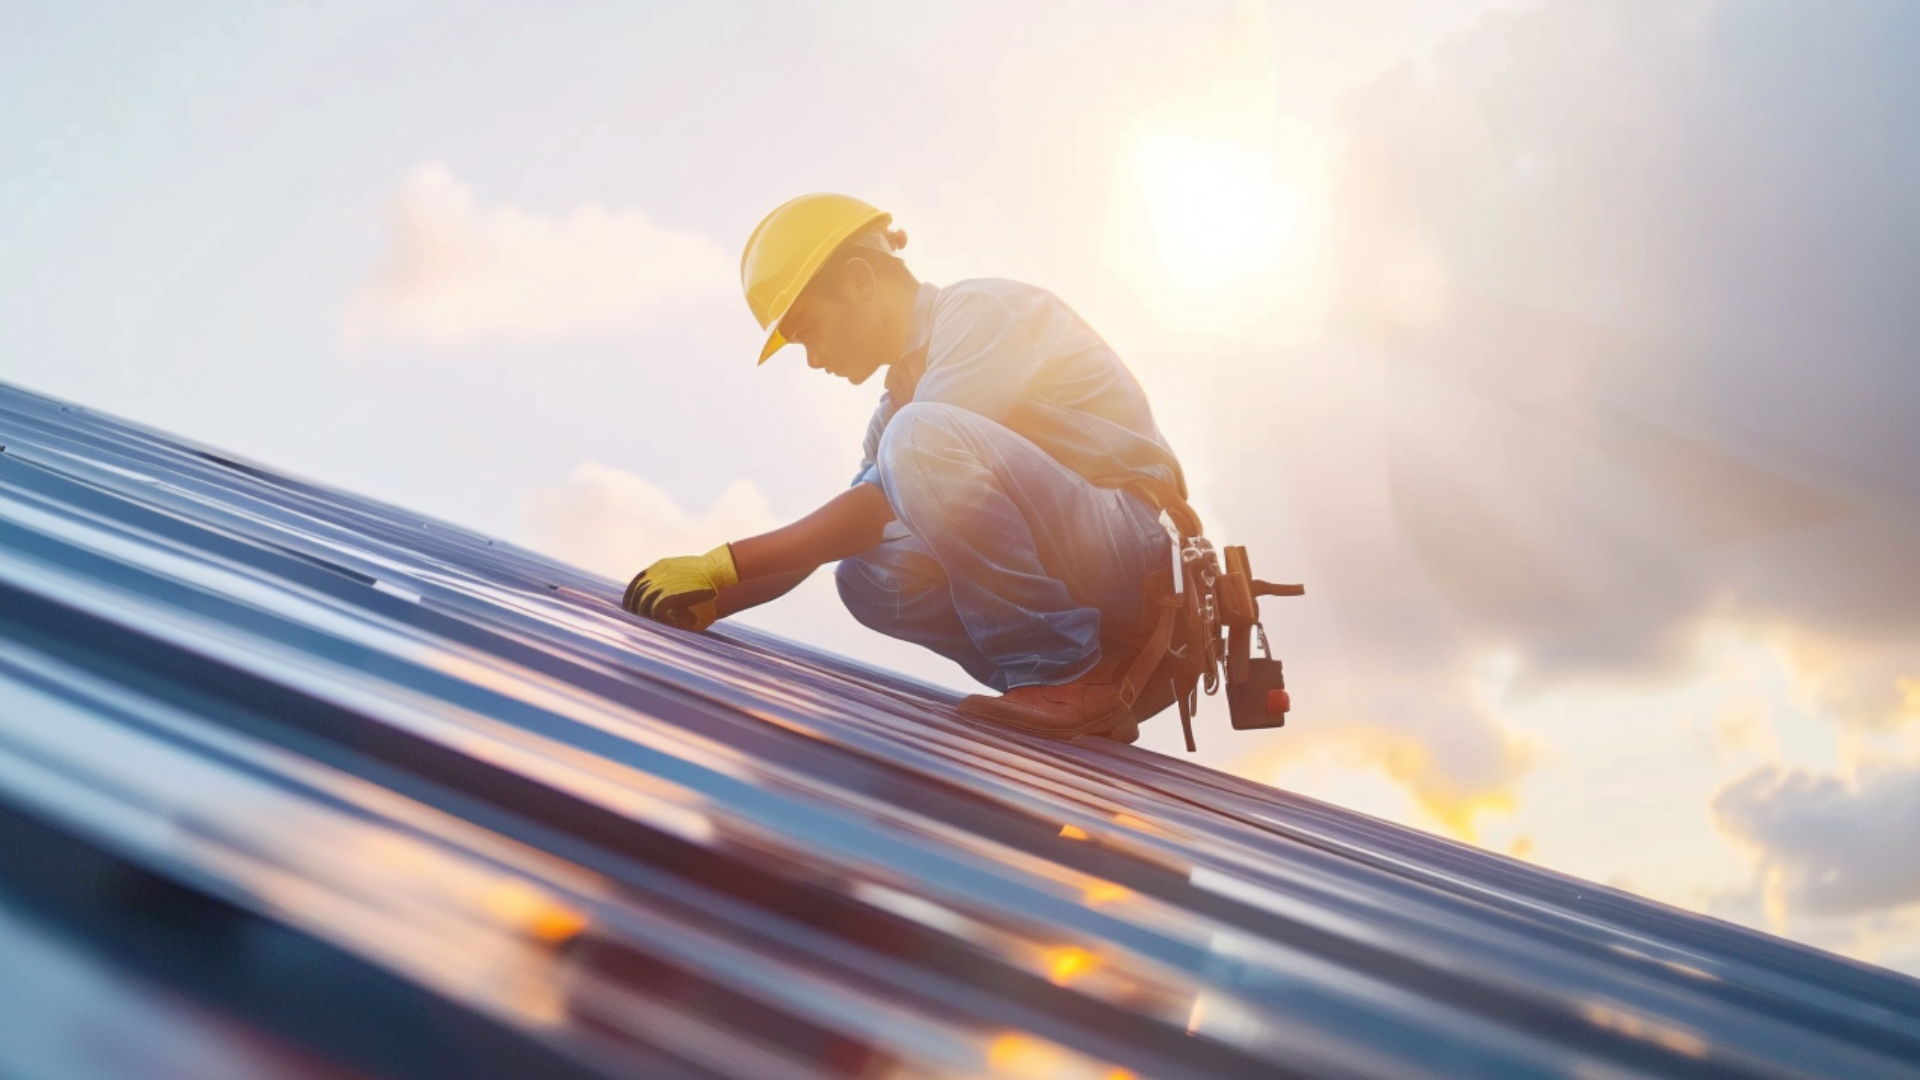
[1128,129,1297,294]
[1102,119,1330,345]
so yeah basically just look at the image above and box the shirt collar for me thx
[902,281,939,361]
[883,281,940,403]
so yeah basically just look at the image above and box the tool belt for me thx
[1114,482,1303,753]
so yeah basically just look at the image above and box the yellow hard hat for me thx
[741,193,891,365]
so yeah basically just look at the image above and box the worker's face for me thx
[780,258,890,386]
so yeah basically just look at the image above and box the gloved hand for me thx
[621,544,740,631]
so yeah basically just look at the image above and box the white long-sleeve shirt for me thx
[854,278,1186,503]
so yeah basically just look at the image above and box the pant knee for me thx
[877,402,974,478]
[835,541,944,624]
[876,402,990,524]
[834,552,889,616]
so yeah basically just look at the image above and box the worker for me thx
[622,194,1189,743]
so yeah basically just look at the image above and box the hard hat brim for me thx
[756,327,787,366]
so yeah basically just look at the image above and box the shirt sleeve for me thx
[911,288,1043,425]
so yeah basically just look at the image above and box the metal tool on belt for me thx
[1115,511,1304,753]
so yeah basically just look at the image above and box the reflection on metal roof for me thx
[0,378,1916,1080]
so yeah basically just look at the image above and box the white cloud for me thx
[344,163,734,349]
[1714,763,1920,918]
[1768,633,1920,733]
[517,461,776,580]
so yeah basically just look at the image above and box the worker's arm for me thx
[731,482,894,581]
[714,568,812,616]
[624,483,894,628]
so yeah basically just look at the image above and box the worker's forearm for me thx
[716,569,812,617]
[729,483,894,581]
[623,486,888,629]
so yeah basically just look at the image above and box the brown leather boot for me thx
[958,677,1139,743]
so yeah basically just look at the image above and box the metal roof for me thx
[1,378,1917,1080]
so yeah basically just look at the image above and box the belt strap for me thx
[1124,479,1204,540]
[1117,566,1180,708]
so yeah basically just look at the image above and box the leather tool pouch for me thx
[1116,516,1302,750]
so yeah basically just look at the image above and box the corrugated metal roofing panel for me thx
[1,378,1917,1079]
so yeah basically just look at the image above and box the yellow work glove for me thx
[621,544,740,631]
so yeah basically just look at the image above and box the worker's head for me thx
[777,228,916,385]
[740,194,919,385]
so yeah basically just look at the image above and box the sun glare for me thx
[1129,130,1296,293]
[1104,122,1328,346]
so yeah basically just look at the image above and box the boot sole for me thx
[958,697,1139,744]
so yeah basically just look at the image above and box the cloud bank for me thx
[1227,0,1920,869]
[1715,764,1920,917]
[345,163,734,349]
[1318,0,1920,678]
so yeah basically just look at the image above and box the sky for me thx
[6,0,1920,975]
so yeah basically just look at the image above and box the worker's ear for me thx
[842,256,877,302]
